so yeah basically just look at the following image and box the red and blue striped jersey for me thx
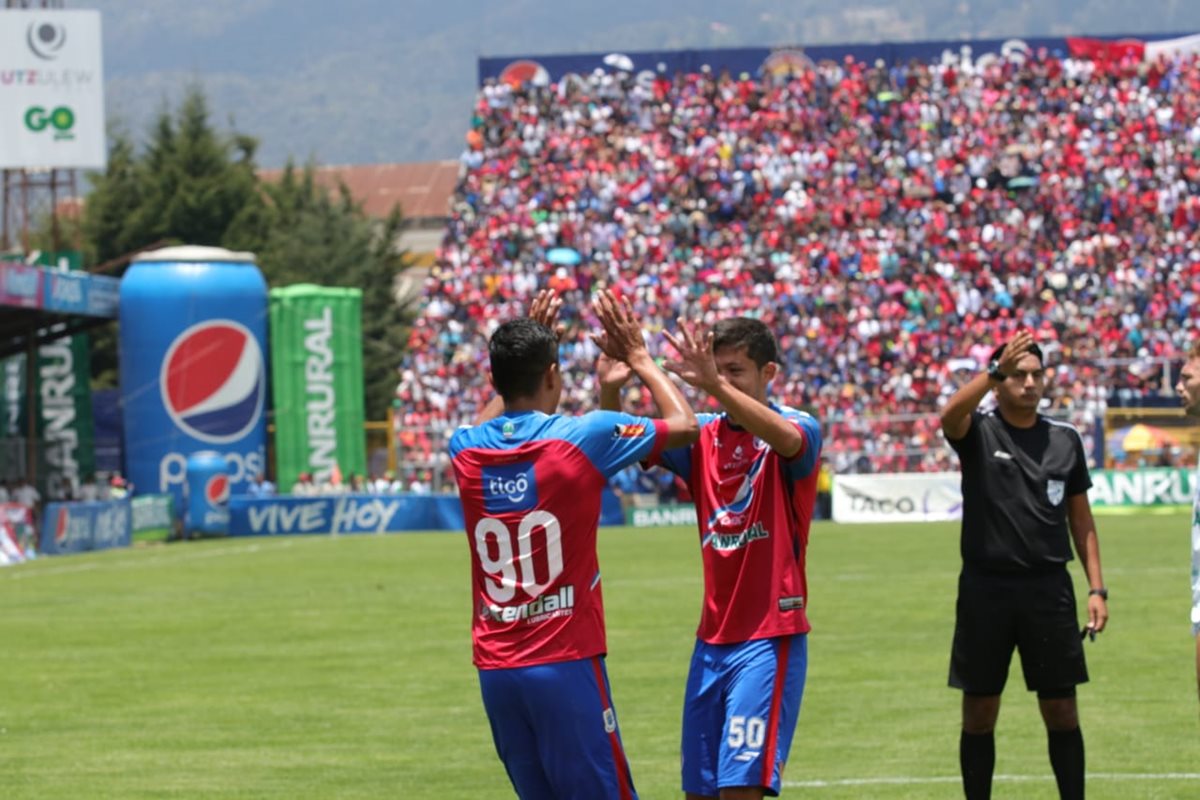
[450,410,668,670]
[650,406,822,644]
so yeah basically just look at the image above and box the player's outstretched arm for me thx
[592,290,698,448]
[940,329,1035,440]
[663,318,805,459]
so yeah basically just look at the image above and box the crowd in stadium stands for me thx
[398,46,1200,491]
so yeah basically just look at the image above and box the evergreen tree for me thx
[79,86,416,415]
[254,162,416,419]
[360,205,416,421]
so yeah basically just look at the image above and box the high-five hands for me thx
[663,317,720,393]
[528,289,566,342]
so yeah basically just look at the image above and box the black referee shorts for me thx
[949,567,1088,695]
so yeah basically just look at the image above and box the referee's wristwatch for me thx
[987,358,1008,382]
[1088,587,1108,600]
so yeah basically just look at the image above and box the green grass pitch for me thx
[1,514,1198,798]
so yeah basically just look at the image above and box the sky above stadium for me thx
[49,1,1200,167]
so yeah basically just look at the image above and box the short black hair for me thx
[488,318,559,400]
[989,341,1044,366]
[712,317,780,368]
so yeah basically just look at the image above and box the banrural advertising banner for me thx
[36,329,95,499]
[131,494,175,540]
[627,504,698,528]
[269,285,366,492]
[0,9,106,169]
[1,352,25,438]
[1088,468,1195,510]
[34,254,95,500]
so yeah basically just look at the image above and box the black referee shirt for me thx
[947,410,1092,573]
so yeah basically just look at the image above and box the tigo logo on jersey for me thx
[613,423,646,439]
[482,462,538,513]
[205,474,230,506]
[160,321,265,444]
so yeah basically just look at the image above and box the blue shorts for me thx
[479,655,638,800]
[681,634,808,797]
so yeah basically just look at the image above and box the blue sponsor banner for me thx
[478,33,1187,86]
[39,500,132,556]
[0,263,42,308]
[230,494,442,536]
[0,263,119,317]
[43,270,90,314]
[229,491,624,535]
[84,274,119,317]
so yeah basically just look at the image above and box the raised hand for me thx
[997,329,1036,376]
[589,289,647,363]
[663,317,720,392]
[528,288,566,342]
[596,352,633,391]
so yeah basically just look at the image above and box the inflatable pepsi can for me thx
[185,451,231,537]
[119,246,268,510]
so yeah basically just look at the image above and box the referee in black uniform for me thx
[940,330,1108,800]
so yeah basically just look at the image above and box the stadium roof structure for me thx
[0,261,119,359]
[258,160,459,221]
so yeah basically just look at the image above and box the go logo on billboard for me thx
[24,106,75,141]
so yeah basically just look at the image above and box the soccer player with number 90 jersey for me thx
[450,290,699,800]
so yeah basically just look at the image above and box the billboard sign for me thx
[0,9,106,169]
[269,285,367,492]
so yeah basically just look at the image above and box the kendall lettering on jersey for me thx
[707,522,770,551]
[481,585,575,624]
[482,462,538,513]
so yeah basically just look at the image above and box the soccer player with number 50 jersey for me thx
[602,317,822,800]
[450,289,699,800]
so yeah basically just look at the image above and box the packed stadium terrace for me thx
[399,47,1200,488]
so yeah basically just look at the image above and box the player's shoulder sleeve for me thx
[946,410,985,457]
[1048,416,1093,496]
[650,412,718,478]
[448,424,477,458]
[779,406,823,481]
[568,410,670,478]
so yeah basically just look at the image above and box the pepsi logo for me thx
[160,321,264,444]
[205,474,230,506]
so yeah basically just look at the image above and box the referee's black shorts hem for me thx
[948,567,1088,695]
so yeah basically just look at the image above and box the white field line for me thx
[1,539,296,580]
[786,772,1200,788]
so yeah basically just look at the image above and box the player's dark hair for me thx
[989,341,1044,366]
[712,317,780,368]
[488,318,559,400]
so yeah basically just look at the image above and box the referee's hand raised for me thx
[996,329,1036,376]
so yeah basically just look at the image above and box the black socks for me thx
[960,730,995,800]
[1047,727,1085,800]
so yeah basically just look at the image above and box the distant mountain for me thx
[61,0,1200,168]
